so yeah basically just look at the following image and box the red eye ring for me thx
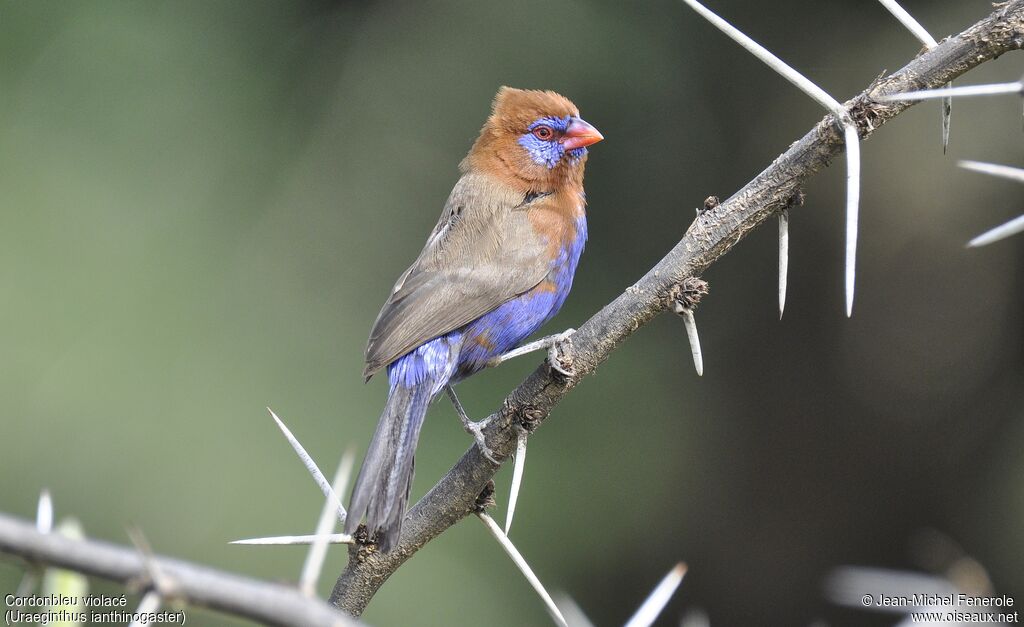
[532,125,554,140]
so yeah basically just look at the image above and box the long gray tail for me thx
[345,382,431,552]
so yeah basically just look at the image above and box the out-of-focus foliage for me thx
[0,1,1020,625]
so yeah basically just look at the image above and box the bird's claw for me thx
[447,386,499,464]
[547,328,576,378]
[464,418,499,464]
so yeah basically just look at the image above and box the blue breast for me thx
[387,214,587,390]
[454,213,587,379]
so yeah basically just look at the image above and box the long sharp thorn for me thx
[778,210,789,319]
[230,533,354,545]
[505,430,528,535]
[127,526,175,598]
[876,0,953,150]
[299,449,355,597]
[478,513,567,627]
[681,0,842,113]
[36,490,53,535]
[15,572,39,598]
[624,562,689,627]
[876,0,938,47]
[268,408,347,524]
[15,491,50,597]
[681,0,859,317]
[682,310,703,376]
[942,94,951,153]
[878,82,1024,101]
[680,608,712,627]
[958,160,1024,184]
[968,214,1024,247]
[553,593,596,627]
[875,0,958,155]
[843,122,861,318]
[959,160,1024,246]
[128,591,161,627]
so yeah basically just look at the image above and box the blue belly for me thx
[455,215,586,379]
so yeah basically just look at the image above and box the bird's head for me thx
[464,87,603,191]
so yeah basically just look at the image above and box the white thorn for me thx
[942,91,952,153]
[968,214,1024,247]
[299,449,356,598]
[16,492,52,597]
[778,210,789,319]
[36,490,53,535]
[624,562,688,627]
[127,527,176,599]
[878,81,1024,101]
[958,161,1024,247]
[268,408,347,524]
[14,572,39,598]
[478,513,567,627]
[128,591,162,627]
[958,160,1024,184]
[681,0,844,114]
[682,310,703,376]
[825,566,959,610]
[844,122,861,318]
[553,593,596,627]
[505,430,528,535]
[680,608,712,627]
[230,533,355,546]
[680,0,859,317]
[876,0,937,47]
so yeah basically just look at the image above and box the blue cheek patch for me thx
[518,115,586,170]
[566,146,587,164]
[517,134,563,169]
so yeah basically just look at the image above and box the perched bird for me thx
[345,87,603,552]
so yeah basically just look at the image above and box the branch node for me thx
[347,524,378,563]
[126,527,183,606]
[474,481,497,513]
[518,405,545,433]
[846,95,882,137]
[668,278,710,314]
[698,195,720,215]
[784,188,806,210]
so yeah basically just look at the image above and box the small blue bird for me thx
[345,87,603,551]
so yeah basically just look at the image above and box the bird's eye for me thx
[532,125,554,140]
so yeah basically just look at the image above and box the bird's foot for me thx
[492,328,576,378]
[546,328,576,378]
[464,416,499,464]
[446,386,499,464]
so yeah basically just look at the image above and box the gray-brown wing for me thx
[363,173,550,378]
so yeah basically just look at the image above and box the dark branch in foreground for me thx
[0,513,357,627]
[330,1,1024,616]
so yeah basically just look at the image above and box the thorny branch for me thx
[0,513,357,627]
[0,4,1019,625]
[329,1,1024,616]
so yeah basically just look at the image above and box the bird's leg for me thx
[492,328,576,377]
[446,385,498,464]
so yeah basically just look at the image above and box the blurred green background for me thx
[1,1,1021,625]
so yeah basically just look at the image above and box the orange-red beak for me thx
[562,117,604,150]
